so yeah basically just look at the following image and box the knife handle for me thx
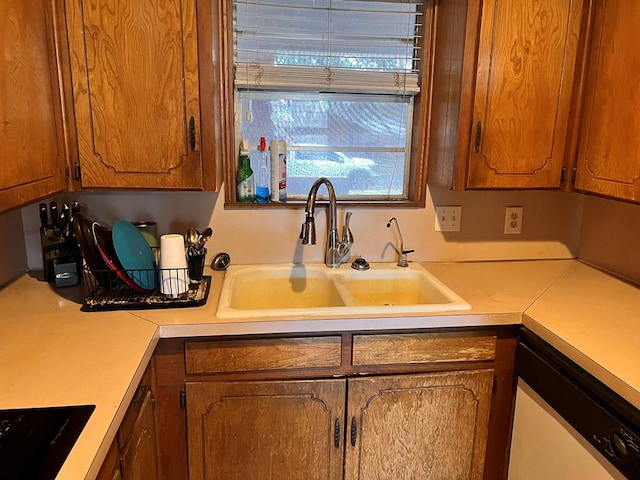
[39,203,48,236]
[49,202,58,228]
[39,203,48,226]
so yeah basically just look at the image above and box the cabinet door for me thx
[120,390,159,480]
[574,2,640,201]
[186,379,346,480]
[467,0,583,188]
[96,439,123,480]
[65,0,203,189]
[0,0,67,212]
[344,370,494,480]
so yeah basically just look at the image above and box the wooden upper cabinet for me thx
[574,1,640,202]
[0,0,68,212]
[468,0,583,188]
[65,0,204,189]
[428,0,584,190]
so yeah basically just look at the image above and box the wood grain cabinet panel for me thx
[157,330,516,480]
[186,373,493,480]
[98,366,158,480]
[352,332,496,366]
[95,439,123,480]
[428,0,584,190]
[65,0,203,189]
[345,370,494,480]
[574,1,640,202]
[468,0,583,188]
[185,336,342,374]
[186,379,346,480]
[120,390,159,480]
[0,0,67,212]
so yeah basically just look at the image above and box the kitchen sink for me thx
[339,268,457,306]
[216,263,470,318]
[225,264,345,310]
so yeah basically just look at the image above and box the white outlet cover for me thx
[504,206,524,234]
[435,206,462,232]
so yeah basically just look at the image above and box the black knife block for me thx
[41,234,82,287]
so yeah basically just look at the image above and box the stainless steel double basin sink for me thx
[216,263,470,318]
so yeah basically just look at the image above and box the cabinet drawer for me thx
[352,332,496,366]
[185,336,342,374]
[117,364,152,448]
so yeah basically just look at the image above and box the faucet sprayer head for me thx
[300,213,316,245]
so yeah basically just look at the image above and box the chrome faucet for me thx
[300,178,353,268]
[386,217,414,267]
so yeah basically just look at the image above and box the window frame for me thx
[217,0,434,208]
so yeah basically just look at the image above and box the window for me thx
[229,0,430,203]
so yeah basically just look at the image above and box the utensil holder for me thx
[187,251,206,282]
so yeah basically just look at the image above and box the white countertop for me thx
[1,259,639,479]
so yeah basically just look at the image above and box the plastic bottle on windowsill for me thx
[236,140,255,202]
[255,137,270,203]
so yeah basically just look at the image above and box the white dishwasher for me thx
[508,330,640,480]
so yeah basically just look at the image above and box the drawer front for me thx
[185,336,342,374]
[352,332,496,366]
[117,363,152,448]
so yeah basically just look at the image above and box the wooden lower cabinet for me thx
[120,390,159,480]
[186,379,345,480]
[95,439,123,480]
[97,369,159,480]
[186,370,493,480]
[345,370,493,480]
[155,329,517,480]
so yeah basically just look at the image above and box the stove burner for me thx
[0,405,95,480]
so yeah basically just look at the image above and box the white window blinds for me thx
[234,0,423,95]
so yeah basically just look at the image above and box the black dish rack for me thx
[81,266,211,312]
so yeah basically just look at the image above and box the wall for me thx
[578,195,640,284]
[20,185,583,271]
[0,209,27,285]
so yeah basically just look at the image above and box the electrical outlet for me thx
[504,206,524,234]
[435,206,462,232]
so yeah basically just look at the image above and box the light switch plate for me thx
[435,206,462,232]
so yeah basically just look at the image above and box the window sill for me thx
[224,199,425,210]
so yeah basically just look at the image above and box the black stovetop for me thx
[0,404,95,480]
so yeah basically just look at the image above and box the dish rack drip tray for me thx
[81,267,211,311]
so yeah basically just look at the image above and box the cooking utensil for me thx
[68,201,80,240]
[186,227,199,254]
[198,227,212,248]
[39,203,48,236]
[60,203,70,238]
[49,202,58,234]
[186,227,202,256]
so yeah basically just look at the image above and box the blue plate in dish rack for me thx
[112,220,156,291]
